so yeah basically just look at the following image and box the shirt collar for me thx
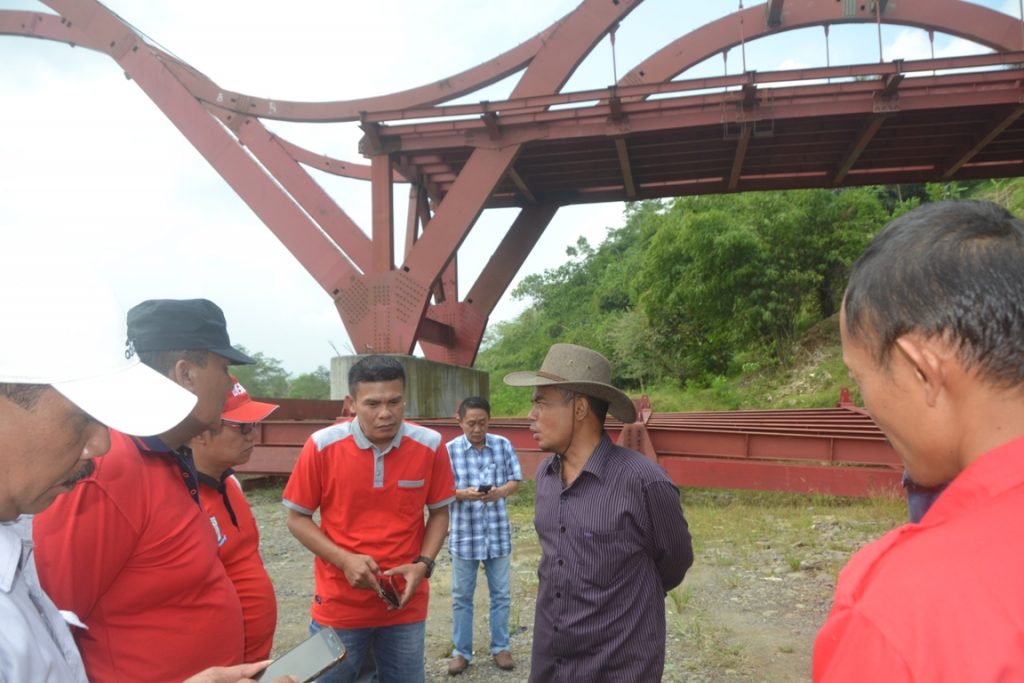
[197,469,235,491]
[129,434,173,454]
[0,516,32,593]
[919,434,1024,524]
[459,433,492,452]
[542,433,614,480]
[350,418,404,454]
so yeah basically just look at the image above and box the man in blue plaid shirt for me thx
[445,397,522,676]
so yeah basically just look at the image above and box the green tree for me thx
[288,366,331,400]
[230,345,290,398]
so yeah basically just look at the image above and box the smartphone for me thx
[378,572,406,608]
[257,628,346,682]
[477,484,493,493]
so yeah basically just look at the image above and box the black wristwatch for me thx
[414,555,435,579]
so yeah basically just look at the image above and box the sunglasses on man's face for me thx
[221,421,257,435]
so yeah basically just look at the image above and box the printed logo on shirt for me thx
[210,515,227,547]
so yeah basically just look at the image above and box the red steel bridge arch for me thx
[3,0,1023,366]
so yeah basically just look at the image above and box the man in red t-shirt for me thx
[34,299,257,683]
[284,355,455,683]
[192,376,279,661]
[813,200,1024,681]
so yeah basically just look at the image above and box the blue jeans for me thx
[309,619,425,683]
[451,555,511,661]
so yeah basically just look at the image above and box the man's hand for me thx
[182,661,297,683]
[455,487,487,502]
[480,485,504,503]
[383,561,430,607]
[336,552,381,591]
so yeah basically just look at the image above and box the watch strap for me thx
[414,555,435,578]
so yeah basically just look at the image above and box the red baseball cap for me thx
[221,376,279,423]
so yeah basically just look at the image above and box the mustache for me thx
[62,460,96,487]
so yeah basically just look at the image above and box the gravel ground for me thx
[247,481,903,682]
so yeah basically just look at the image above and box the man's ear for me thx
[894,333,948,407]
[573,395,590,422]
[172,358,196,390]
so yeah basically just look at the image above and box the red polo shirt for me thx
[200,472,277,661]
[813,435,1024,681]
[283,419,455,628]
[33,430,245,683]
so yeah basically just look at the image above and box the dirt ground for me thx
[247,481,903,682]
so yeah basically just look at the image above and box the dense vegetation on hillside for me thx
[480,179,1020,416]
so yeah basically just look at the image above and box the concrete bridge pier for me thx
[330,354,489,419]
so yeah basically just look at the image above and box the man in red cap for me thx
[191,377,280,662]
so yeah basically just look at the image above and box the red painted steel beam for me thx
[832,113,889,186]
[238,406,902,497]
[766,0,785,27]
[31,1,367,306]
[660,457,902,498]
[155,18,566,123]
[620,0,1022,89]
[371,155,395,273]
[614,138,638,200]
[728,124,752,191]
[463,204,559,316]
[941,104,1024,180]
[211,110,373,273]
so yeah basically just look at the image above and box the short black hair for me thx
[138,349,209,376]
[558,388,609,425]
[348,355,406,396]
[844,200,1024,388]
[458,396,491,418]
[0,383,48,409]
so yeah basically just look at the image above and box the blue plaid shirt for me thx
[446,433,523,560]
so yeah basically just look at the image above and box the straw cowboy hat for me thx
[504,343,637,423]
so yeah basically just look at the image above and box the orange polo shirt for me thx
[283,419,455,628]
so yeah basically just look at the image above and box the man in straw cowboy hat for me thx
[505,343,693,682]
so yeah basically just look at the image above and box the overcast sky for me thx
[0,0,1015,372]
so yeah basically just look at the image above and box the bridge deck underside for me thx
[382,59,1024,209]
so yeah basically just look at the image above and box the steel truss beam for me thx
[4,0,1023,365]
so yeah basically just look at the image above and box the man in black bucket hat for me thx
[34,298,260,682]
[505,343,693,682]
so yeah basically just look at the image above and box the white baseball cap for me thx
[0,254,197,436]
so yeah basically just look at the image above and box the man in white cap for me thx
[192,376,280,662]
[0,257,284,683]
[504,343,693,682]
[33,297,259,682]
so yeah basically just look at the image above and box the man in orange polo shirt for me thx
[192,377,279,661]
[283,355,455,683]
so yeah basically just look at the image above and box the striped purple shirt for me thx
[530,434,693,682]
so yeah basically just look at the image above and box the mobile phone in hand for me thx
[257,628,346,682]
[477,484,493,493]
[378,572,406,608]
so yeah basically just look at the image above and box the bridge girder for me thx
[3,0,1023,364]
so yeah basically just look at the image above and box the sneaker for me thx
[493,650,514,670]
[448,655,469,676]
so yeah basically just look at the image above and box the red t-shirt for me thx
[283,419,455,628]
[200,473,277,661]
[33,430,244,683]
[813,435,1024,681]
